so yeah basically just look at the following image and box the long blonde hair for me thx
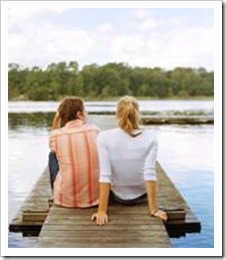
[116,96,140,135]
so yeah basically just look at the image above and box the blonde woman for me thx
[92,96,167,224]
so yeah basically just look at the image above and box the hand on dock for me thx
[151,209,168,222]
[91,212,108,225]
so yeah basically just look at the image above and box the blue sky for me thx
[8,5,214,71]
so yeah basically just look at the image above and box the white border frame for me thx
[1,0,223,257]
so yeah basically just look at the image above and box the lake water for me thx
[8,100,214,115]
[8,100,214,249]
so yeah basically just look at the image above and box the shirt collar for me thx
[65,119,86,128]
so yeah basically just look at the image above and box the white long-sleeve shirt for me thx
[97,128,158,200]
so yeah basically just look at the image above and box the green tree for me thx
[8,61,214,100]
[8,63,28,99]
[80,64,99,97]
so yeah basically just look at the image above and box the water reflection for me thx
[8,112,118,132]
[8,112,54,130]
[157,125,214,172]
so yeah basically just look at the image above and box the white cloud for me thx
[109,25,213,70]
[8,8,214,71]
[140,18,158,31]
[8,8,41,22]
[8,8,66,30]
[133,9,152,20]
[107,10,214,69]
[96,23,113,34]
[8,20,96,68]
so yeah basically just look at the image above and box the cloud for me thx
[8,8,95,68]
[9,25,97,69]
[133,9,152,20]
[96,23,113,34]
[8,8,42,26]
[139,17,159,31]
[8,8,214,70]
[8,8,66,32]
[109,24,213,69]
[108,11,214,70]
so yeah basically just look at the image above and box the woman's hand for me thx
[91,212,108,225]
[92,183,110,225]
[151,209,168,222]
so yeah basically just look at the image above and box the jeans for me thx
[48,151,59,191]
[109,191,147,205]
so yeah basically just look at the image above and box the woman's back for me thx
[98,128,158,200]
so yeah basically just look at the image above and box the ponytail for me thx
[116,96,140,135]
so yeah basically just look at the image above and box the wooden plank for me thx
[39,203,171,248]
[23,211,49,222]
[40,229,168,237]
[39,241,170,248]
[40,237,170,244]
[8,167,51,235]
[156,163,201,232]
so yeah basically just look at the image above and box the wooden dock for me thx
[8,167,51,236]
[9,163,201,247]
[39,204,171,248]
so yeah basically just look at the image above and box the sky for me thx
[8,4,215,71]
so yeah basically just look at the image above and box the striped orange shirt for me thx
[49,119,100,208]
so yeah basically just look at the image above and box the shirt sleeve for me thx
[143,137,158,181]
[97,133,112,183]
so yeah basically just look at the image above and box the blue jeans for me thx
[48,152,59,191]
[109,191,147,205]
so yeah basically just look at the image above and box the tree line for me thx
[8,61,214,101]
